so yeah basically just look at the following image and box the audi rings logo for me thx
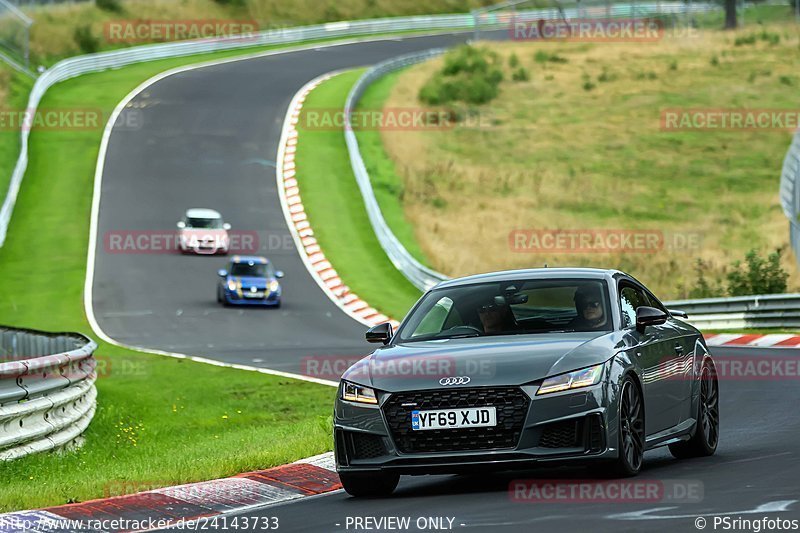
[439,376,471,386]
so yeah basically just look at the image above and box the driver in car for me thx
[569,285,608,331]
[477,296,517,334]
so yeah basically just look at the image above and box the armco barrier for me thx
[0,14,481,248]
[780,129,800,266]
[0,326,97,461]
[344,49,450,291]
[664,293,800,330]
[342,4,720,292]
[0,1,722,248]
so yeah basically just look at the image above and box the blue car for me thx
[217,256,284,307]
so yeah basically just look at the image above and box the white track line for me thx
[82,34,455,385]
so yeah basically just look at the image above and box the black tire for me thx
[217,286,229,307]
[669,363,719,459]
[603,376,645,477]
[340,472,399,498]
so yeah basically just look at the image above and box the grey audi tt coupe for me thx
[333,268,719,497]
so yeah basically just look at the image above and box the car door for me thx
[618,283,681,435]
[642,290,697,426]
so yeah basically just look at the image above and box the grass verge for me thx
[377,22,800,299]
[0,66,34,205]
[352,70,432,267]
[0,42,360,513]
[295,70,423,320]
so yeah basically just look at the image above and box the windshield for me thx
[186,217,222,229]
[230,262,272,278]
[397,278,612,342]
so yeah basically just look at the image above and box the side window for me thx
[411,297,455,337]
[619,285,645,328]
[642,291,668,314]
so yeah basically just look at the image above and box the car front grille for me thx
[538,419,581,448]
[382,387,530,454]
[350,433,386,459]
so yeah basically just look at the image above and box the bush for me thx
[734,34,757,46]
[534,50,568,64]
[73,25,99,54]
[418,46,504,106]
[726,249,788,296]
[95,0,122,12]
[687,259,725,299]
[509,53,520,68]
[512,67,530,82]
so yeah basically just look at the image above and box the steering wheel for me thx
[436,325,482,337]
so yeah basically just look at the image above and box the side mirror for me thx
[669,309,689,319]
[636,306,668,333]
[217,269,228,277]
[177,221,186,229]
[275,270,285,279]
[222,223,231,231]
[366,322,393,345]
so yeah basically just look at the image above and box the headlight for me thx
[268,280,280,292]
[227,280,237,291]
[536,363,604,396]
[341,381,378,405]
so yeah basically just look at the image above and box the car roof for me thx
[231,255,268,264]
[434,267,621,289]
[185,208,221,219]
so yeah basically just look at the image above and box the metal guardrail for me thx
[0,2,727,248]
[344,49,450,291]
[343,39,800,331]
[780,129,800,266]
[0,326,97,461]
[665,294,800,330]
[0,14,485,248]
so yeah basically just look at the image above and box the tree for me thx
[724,0,737,29]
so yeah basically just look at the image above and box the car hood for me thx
[229,275,269,288]
[342,331,630,392]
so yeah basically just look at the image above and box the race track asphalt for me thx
[91,32,483,375]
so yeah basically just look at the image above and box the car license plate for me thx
[411,407,496,431]
[243,291,264,298]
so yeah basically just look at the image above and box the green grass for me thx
[353,70,431,266]
[373,24,800,299]
[0,43,358,512]
[0,67,34,205]
[295,70,423,320]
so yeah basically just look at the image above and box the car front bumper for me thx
[334,385,619,475]
[223,288,281,306]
